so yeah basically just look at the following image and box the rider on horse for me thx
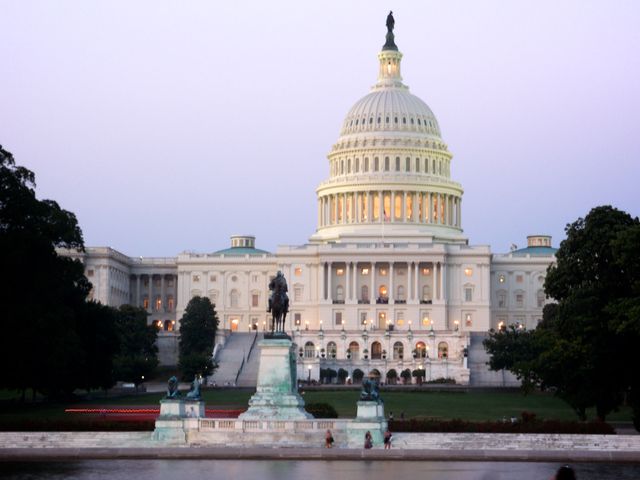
[268,271,289,314]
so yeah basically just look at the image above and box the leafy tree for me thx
[337,368,348,384]
[400,368,412,384]
[352,369,364,383]
[178,296,218,380]
[0,145,95,398]
[484,206,640,424]
[386,369,398,384]
[113,305,158,386]
[412,369,426,384]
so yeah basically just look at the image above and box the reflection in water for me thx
[1,460,640,480]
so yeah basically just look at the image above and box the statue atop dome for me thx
[383,11,398,51]
[386,11,395,33]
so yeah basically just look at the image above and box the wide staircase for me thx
[467,332,519,387]
[211,332,261,387]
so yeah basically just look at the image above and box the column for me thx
[367,192,372,222]
[342,193,347,224]
[160,274,166,312]
[402,191,407,222]
[378,191,383,222]
[389,262,394,304]
[414,262,419,301]
[345,261,351,300]
[370,262,376,304]
[412,192,418,222]
[327,262,333,302]
[333,194,338,225]
[136,275,141,307]
[391,191,395,222]
[352,262,358,301]
[427,193,432,223]
[148,274,153,312]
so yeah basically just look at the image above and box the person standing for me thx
[364,431,373,449]
[325,429,334,448]
[383,429,392,449]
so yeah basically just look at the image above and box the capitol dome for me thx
[310,21,466,245]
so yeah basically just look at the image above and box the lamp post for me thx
[307,364,312,384]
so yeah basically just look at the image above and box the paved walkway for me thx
[1,446,639,463]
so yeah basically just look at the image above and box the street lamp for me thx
[454,320,459,331]
[307,365,312,383]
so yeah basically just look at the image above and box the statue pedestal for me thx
[239,338,312,420]
[347,400,387,447]
[153,398,205,444]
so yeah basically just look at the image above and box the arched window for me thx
[395,157,400,171]
[374,157,379,171]
[304,341,316,358]
[384,157,390,171]
[438,342,448,359]
[348,341,360,360]
[230,290,239,308]
[378,285,388,302]
[371,341,382,359]
[415,341,427,358]
[405,157,411,171]
[327,341,337,359]
[164,320,174,332]
[166,295,174,311]
[361,285,369,302]
[393,341,404,359]
[364,158,369,171]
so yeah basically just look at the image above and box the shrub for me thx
[337,368,348,384]
[352,369,364,383]
[305,402,338,419]
[425,377,456,384]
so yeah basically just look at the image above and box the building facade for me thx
[60,23,556,384]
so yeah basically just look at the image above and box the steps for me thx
[211,332,260,386]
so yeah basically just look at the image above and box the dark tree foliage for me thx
[113,305,159,386]
[0,145,112,398]
[484,206,640,425]
[178,296,218,380]
[337,368,348,384]
[351,369,364,383]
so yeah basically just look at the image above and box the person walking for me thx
[325,429,334,448]
[364,430,373,449]
[553,465,576,480]
[383,429,392,449]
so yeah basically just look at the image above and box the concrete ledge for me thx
[1,446,640,463]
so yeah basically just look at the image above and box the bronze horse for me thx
[269,290,288,335]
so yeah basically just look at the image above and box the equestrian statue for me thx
[267,270,289,336]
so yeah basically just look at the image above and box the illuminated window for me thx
[360,312,368,326]
[165,320,174,332]
[336,268,344,276]
[421,314,430,327]
[361,267,369,275]
[465,313,472,327]
[415,342,427,358]
[394,194,401,220]
[422,267,431,276]
[379,267,387,276]
[371,341,383,359]
[153,320,162,330]
[464,268,473,276]
[378,285,388,299]
[395,311,404,326]
[498,274,505,283]
[294,313,301,326]
[155,296,162,311]
[167,296,174,311]
[294,267,302,276]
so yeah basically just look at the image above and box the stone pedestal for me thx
[346,400,387,447]
[239,338,312,420]
[153,398,205,444]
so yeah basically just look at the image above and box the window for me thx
[498,291,507,308]
[395,311,404,326]
[294,313,301,326]
[422,285,432,302]
[384,157,390,171]
[165,320,174,332]
[515,293,524,308]
[361,267,369,275]
[393,341,404,360]
[498,274,505,283]
[143,297,149,309]
[396,285,405,301]
[465,313,472,327]
[364,158,369,171]
[153,320,162,330]
[294,286,302,302]
[335,311,343,326]
[360,312,368,326]
[252,294,259,307]
[422,267,431,275]
[371,341,382,359]
[155,296,162,311]
[464,268,473,276]
[421,313,430,327]
[537,290,545,308]
[192,275,200,282]
[415,342,427,358]
[336,268,344,276]
[230,290,239,308]
[348,341,360,359]
[210,275,217,282]
[516,275,524,283]
[438,342,448,359]
[374,157,379,171]
[209,291,218,305]
[360,285,369,302]
[167,295,174,311]
[304,342,316,358]
[87,269,94,277]
[327,342,337,359]
[294,267,302,276]
[395,157,400,171]
[464,287,473,302]
[335,285,344,301]
[405,157,410,171]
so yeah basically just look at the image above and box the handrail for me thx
[234,356,245,386]
[246,330,259,361]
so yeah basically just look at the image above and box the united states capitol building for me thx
[62,19,556,386]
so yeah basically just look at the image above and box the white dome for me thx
[340,89,442,138]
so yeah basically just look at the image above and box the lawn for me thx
[0,388,632,424]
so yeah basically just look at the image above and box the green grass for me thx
[0,389,632,424]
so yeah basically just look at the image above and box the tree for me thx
[178,296,218,380]
[400,368,412,385]
[352,369,364,383]
[0,145,99,398]
[337,368,348,384]
[113,305,159,387]
[386,369,398,385]
[484,206,640,424]
[412,368,426,385]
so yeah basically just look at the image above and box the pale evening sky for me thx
[1,1,639,256]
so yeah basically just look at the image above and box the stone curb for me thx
[1,447,640,463]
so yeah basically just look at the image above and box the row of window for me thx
[331,155,449,177]
[347,115,436,129]
[294,311,472,329]
[142,295,175,311]
[152,319,176,332]
[300,340,450,360]
[496,290,546,309]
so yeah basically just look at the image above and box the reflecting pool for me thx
[2,460,640,480]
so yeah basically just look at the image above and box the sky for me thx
[1,1,639,257]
